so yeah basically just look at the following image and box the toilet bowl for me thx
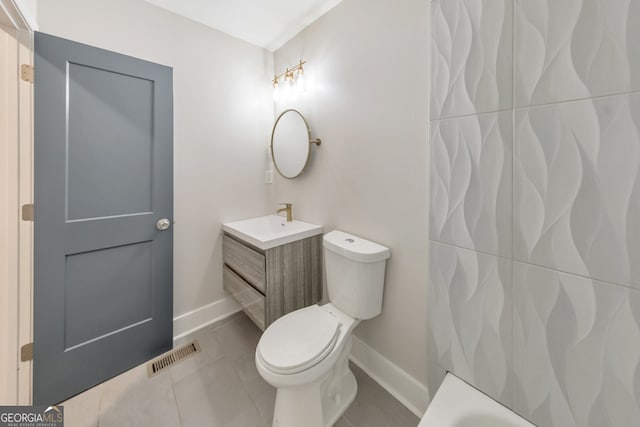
[255,303,359,427]
[255,230,390,427]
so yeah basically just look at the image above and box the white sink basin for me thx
[222,215,323,250]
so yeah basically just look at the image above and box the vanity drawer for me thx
[223,265,265,330]
[223,235,266,293]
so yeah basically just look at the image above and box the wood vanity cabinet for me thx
[222,233,323,330]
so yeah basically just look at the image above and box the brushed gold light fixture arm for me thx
[272,60,306,86]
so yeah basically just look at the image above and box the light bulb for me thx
[273,78,280,101]
[295,68,306,94]
[292,74,301,96]
[284,74,294,99]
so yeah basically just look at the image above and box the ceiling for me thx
[144,0,343,51]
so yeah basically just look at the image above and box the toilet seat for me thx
[258,305,342,375]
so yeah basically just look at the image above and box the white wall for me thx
[272,0,429,385]
[36,0,274,320]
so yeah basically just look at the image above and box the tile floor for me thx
[61,313,420,427]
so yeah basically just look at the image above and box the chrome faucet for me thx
[277,203,293,222]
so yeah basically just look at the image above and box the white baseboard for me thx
[350,336,430,418]
[173,297,241,340]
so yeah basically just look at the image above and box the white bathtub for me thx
[418,374,535,427]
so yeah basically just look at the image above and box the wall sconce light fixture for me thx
[273,60,306,101]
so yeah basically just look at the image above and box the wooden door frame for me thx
[0,0,35,405]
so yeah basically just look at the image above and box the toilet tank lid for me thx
[323,230,390,263]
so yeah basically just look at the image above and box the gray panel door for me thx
[33,32,173,405]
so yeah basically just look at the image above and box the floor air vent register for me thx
[147,341,201,377]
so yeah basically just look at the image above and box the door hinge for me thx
[21,64,34,83]
[21,343,33,362]
[21,204,34,221]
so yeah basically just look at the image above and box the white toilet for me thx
[255,230,390,427]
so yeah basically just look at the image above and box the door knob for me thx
[156,218,171,231]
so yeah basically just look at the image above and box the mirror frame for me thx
[270,109,321,179]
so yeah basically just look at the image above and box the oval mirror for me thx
[271,109,321,179]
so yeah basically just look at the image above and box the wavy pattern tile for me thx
[430,112,512,257]
[513,263,640,427]
[514,93,640,289]
[429,1,640,425]
[431,0,513,119]
[515,0,640,106]
[428,241,512,406]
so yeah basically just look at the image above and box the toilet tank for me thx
[323,230,391,320]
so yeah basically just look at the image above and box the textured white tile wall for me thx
[514,94,640,289]
[514,0,640,107]
[513,262,640,427]
[429,1,640,426]
[428,241,513,406]
[431,0,513,119]
[430,111,513,257]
